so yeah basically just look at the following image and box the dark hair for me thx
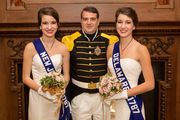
[81,6,99,19]
[38,7,60,38]
[115,7,138,27]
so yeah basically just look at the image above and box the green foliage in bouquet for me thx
[40,75,64,88]
[40,71,65,95]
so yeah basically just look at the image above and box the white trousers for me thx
[71,93,103,120]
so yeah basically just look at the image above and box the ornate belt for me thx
[72,79,99,89]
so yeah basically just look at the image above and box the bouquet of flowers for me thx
[40,71,65,96]
[99,73,122,99]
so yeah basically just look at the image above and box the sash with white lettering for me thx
[33,38,72,120]
[112,41,144,120]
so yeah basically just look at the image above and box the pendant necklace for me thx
[121,38,133,54]
[40,37,56,51]
[82,29,98,41]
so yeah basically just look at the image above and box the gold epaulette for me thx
[62,32,81,51]
[100,33,119,45]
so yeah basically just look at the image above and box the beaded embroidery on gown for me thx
[107,58,145,120]
[28,54,62,120]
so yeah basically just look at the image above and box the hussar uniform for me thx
[62,31,118,120]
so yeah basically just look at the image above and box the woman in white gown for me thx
[22,7,70,120]
[106,7,155,120]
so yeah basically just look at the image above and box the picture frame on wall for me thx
[22,0,156,4]
[7,0,25,10]
[156,0,174,8]
[7,0,174,9]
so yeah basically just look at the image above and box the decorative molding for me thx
[152,56,172,120]
[10,58,25,120]
[158,81,171,120]
[152,56,173,83]
[4,22,178,58]
[6,37,175,58]
[0,22,180,36]
[7,39,32,57]
[138,37,175,55]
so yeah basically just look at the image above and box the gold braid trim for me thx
[77,75,100,78]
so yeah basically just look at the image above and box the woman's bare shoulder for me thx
[108,43,115,51]
[107,43,115,59]
[25,42,35,51]
[137,42,148,52]
[23,42,37,57]
[134,40,150,61]
[58,41,69,51]
[133,40,147,51]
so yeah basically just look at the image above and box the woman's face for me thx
[116,14,135,38]
[81,11,99,34]
[40,15,58,38]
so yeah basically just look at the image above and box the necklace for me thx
[40,37,56,51]
[82,29,98,41]
[121,38,133,54]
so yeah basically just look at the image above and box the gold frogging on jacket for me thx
[94,46,101,56]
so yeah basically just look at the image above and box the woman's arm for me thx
[106,44,114,61]
[127,45,155,97]
[22,43,40,91]
[62,44,70,87]
[106,44,114,73]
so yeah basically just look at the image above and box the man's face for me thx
[81,11,100,34]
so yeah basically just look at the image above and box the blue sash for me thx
[33,38,72,120]
[112,41,144,120]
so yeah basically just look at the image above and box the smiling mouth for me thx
[46,31,54,34]
[120,31,127,33]
[86,26,92,28]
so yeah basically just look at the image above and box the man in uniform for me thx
[62,6,118,120]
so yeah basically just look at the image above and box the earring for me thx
[40,26,42,29]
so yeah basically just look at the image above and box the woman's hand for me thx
[110,90,128,100]
[38,86,58,102]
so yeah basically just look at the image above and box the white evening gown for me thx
[28,54,62,120]
[108,58,145,120]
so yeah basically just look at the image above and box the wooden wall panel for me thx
[176,37,180,120]
[0,39,6,119]
[0,0,179,23]
[175,0,180,20]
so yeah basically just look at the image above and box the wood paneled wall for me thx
[0,0,180,23]
[0,0,180,120]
